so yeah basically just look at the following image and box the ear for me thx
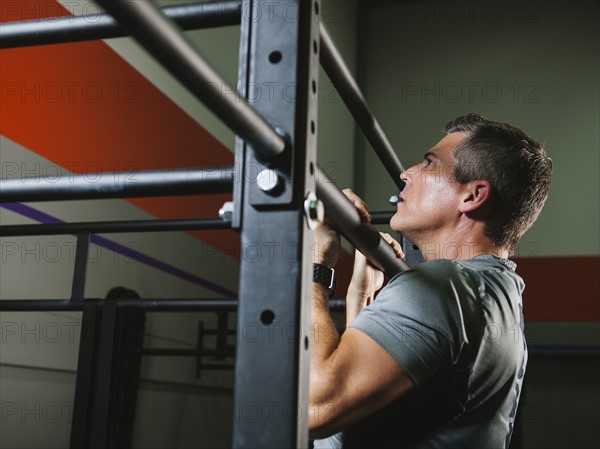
[458,180,491,214]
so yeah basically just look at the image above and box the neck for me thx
[409,227,509,262]
[417,241,508,261]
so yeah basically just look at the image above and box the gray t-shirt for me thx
[313,255,527,449]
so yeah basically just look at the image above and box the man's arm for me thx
[310,280,415,437]
[309,190,415,437]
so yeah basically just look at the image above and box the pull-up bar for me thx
[0,166,234,202]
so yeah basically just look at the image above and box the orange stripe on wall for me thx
[1,0,234,245]
[514,256,600,322]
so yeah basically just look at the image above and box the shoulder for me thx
[381,259,475,305]
[389,259,467,286]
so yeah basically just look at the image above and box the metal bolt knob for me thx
[219,201,234,222]
[304,192,324,230]
[257,169,280,193]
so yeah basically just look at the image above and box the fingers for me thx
[342,188,371,222]
[380,232,405,259]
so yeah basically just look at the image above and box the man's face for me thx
[390,132,468,242]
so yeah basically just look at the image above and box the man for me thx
[309,114,553,448]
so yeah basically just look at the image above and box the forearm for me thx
[345,287,372,327]
[310,282,348,435]
[344,248,385,327]
[310,284,340,368]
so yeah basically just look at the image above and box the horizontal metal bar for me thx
[140,377,233,395]
[202,329,237,335]
[141,348,234,357]
[0,1,242,49]
[116,298,238,312]
[0,298,347,312]
[96,0,286,161]
[0,300,85,312]
[319,23,405,191]
[0,210,393,235]
[193,364,234,370]
[0,217,231,237]
[0,298,238,312]
[0,166,234,203]
[316,166,409,277]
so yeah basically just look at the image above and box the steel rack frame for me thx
[0,1,412,446]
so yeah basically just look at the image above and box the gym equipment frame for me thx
[0,1,408,447]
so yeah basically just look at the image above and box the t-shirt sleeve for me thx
[349,260,471,386]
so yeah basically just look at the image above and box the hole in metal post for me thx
[311,121,316,134]
[269,51,282,64]
[304,336,309,350]
[261,309,275,325]
[313,40,318,54]
[315,1,319,15]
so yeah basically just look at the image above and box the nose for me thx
[400,164,418,184]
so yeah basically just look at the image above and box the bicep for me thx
[309,328,415,437]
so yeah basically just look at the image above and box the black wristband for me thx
[313,263,337,298]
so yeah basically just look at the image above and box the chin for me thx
[389,215,404,234]
[390,219,417,244]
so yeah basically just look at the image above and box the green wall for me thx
[356,0,599,257]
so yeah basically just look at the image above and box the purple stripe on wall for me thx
[1,202,237,298]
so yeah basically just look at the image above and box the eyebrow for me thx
[423,151,440,160]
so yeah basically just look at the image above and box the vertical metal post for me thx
[71,232,90,300]
[89,300,120,448]
[70,301,101,448]
[233,1,321,447]
[69,232,96,447]
[69,299,121,449]
[216,312,229,358]
[196,321,205,378]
